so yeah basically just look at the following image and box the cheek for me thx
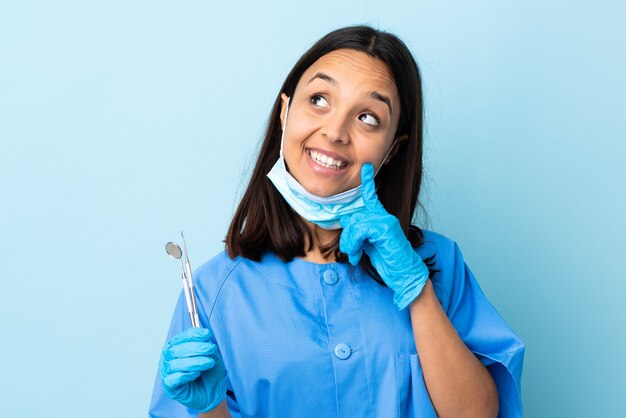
[283,117,317,150]
[356,140,393,166]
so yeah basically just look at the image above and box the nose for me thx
[320,112,350,144]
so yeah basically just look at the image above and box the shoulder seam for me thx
[206,256,246,321]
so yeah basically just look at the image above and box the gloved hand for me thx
[159,327,228,412]
[339,163,430,310]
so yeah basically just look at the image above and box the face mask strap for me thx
[373,137,398,177]
[279,96,291,159]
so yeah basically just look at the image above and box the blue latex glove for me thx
[159,327,228,412]
[339,163,430,310]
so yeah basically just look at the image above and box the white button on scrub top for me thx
[334,343,351,360]
[323,269,339,285]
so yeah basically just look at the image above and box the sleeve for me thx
[148,289,242,418]
[432,241,525,418]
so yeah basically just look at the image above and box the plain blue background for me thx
[1,1,625,417]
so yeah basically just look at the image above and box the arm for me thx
[199,400,231,418]
[339,165,503,417]
[408,280,498,418]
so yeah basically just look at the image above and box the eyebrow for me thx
[307,72,393,116]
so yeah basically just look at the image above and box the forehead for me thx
[297,49,398,99]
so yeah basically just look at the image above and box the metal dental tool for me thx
[181,231,201,328]
[165,239,200,327]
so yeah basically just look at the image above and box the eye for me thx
[309,94,329,108]
[359,112,380,127]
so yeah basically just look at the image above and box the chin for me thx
[308,184,355,197]
[305,186,335,197]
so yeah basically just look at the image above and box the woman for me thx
[149,25,524,418]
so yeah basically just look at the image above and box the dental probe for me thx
[181,232,201,328]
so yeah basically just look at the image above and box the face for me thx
[279,49,403,197]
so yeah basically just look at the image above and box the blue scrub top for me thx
[149,229,524,417]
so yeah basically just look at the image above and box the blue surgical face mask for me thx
[267,97,396,230]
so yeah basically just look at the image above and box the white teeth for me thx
[309,150,347,169]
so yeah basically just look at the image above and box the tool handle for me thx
[181,275,197,327]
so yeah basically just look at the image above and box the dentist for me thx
[150,25,524,418]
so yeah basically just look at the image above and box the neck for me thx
[300,219,341,263]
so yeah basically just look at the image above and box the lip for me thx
[305,147,351,176]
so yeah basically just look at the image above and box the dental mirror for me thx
[165,242,182,259]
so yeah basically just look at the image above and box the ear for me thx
[384,134,409,164]
[279,93,290,128]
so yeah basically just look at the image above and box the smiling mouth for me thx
[307,149,349,170]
